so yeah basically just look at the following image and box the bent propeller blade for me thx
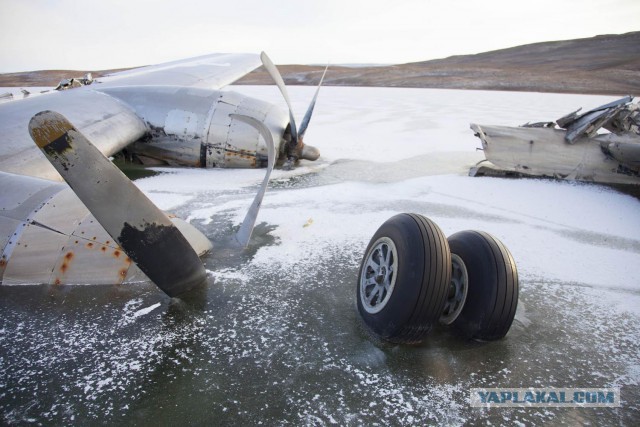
[28,110,207,297]
[260,51,299,143]
[299,64,328,138]
[230,114,276,247]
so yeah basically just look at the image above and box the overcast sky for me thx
[0,0,638,72]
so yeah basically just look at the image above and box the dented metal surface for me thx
[231,114,277,247]
[259,51,325,169]
[55,73,93,91]
[0,178,129,285]
[0,89,147,180]
[0,174,211,286]
[1,52,322,178]
[0,51,320,294]
[101,86,289,168]
[26,111,208,296]
[471,96,640,185]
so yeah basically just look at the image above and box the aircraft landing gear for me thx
[356,214,450,344]
[445,230,519,341]
[356,214,518,343]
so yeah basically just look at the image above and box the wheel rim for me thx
[360,237,398,314]
[440,253,468,325]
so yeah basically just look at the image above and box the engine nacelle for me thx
[99,86,290,168]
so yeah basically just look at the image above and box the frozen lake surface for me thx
[1,86,639,424]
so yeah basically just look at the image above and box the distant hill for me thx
[236,32,640,95]
[2,32,639,95]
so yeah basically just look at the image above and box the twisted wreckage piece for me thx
[0,52,326,296]
[471,96,640,185]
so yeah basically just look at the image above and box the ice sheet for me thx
[2,86,639,425]
[140,86,640,289]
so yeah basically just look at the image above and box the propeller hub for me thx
[260,51,327,169]
[300,142,320,161]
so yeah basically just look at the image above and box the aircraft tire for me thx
[447,230,518,340]
[357,213,450,344]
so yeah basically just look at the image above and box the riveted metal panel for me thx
[165,109,200,138]
[100,86,217,131]
[71,214,115,247]
[50,237,132,285]
[0,156,211,287]
[203,139,226,167]
[2,223,68,285]
[222,94,288,167]
[0,171,63,212]
[206,91,273,168]
[218,90,247,106]
[207,122,232,144]
[234,98,270,161]
[29,110,207,296]
[0,217,23,280]
[30,188,89,236]
[205,96,238,167]
[208,92,241,132]
[260,104,289,159]
[237,95,270,120]
[104,87,251,168]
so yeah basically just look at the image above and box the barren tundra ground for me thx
[2,32,639,95]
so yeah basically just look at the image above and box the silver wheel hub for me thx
[440,253,468,325]
[360,237,398,314]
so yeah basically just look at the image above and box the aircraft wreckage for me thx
[0,52,325,296]
[470,96,640,185]
[0,52,520,344]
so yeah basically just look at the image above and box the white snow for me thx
[132,303,161,318]
[3,85,639,425]
[139,85,640,291]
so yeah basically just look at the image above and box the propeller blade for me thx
[299,64,328,138]
[260,51,298,143]
[28,110,207,297]
[231,114,276,248]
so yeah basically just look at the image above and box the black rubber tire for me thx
[448,230,518,341]
[356,213,451,344]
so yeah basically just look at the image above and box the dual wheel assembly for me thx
[357,213,518,344]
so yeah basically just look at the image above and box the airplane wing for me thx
[94,53,261,89]
[0,52,319,293]
[0,52,262,180]
[0,89,148,180]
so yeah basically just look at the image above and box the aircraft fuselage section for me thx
[0,85,290,179]
[98,86,289,168]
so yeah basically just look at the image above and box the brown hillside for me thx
[2,32,639,95]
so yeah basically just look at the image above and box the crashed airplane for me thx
[1,52,520,344]
[470,96,640,185]
[0,52,325,297]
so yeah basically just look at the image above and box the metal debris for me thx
[55,73,94,91]
[470,96,640,185]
